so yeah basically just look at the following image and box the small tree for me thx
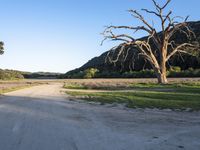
[84,68,99,79]
[0,41,4,55]
[102,0,199,84]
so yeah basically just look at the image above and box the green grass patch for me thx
[66,87,200,110]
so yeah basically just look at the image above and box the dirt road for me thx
[0,83,199,150]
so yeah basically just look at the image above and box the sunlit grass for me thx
[65,80,200,110]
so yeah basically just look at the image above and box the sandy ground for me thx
[0,83,200,150]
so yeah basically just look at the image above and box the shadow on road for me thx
[0,94,200,150]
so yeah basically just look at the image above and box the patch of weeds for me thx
[64,83,88,89]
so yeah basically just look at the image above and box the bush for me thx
[96,71,122,78]
[169,66,181,72]
[168,68,200,77]
[84,68,99,79]
[123,70,155,78]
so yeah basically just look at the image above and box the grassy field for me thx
[64,78,200,111]
[1,78,200,110]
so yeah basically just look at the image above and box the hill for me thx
[0,69,24,80]
[63,21,200,78]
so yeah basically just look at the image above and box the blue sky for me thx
[0,0,199,73]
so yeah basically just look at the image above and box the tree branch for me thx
[128,10,155,32]
[166,43,199,61]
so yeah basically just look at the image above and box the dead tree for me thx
[102,0,199,84]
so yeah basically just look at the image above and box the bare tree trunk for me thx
[154,67,168,84]
[158,50,168,84]
[157,72,168,84]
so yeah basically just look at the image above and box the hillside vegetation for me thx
[0,69,24,80]
[62,67,200,79]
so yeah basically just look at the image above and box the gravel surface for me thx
[0,83,200,150]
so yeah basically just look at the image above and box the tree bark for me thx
[157,44,168,84]
[157,73,168,84]
[152,65,168,84]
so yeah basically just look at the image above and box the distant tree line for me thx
[0,69,62,80]
[23,72,61,79]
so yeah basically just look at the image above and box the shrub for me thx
[96,71,122,78]
[169,66,181,72]
[123,70,155,78]
[84,68,99,79]
[168,68,200,77]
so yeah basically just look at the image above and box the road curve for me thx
[0,83,200,150]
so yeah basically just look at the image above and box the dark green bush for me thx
[169,66,181,72]
[96,71,122,78]
[122,70,156,78]
[168,68,200,77]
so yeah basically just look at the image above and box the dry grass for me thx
[0,80,46,94]
[63,78,200,90]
